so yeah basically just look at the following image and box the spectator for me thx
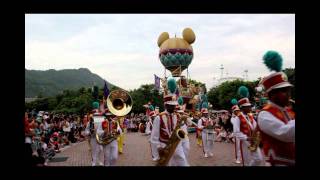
[62,118,71,139]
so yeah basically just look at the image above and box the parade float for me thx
[156,28,209,115]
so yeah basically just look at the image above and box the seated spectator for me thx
[49,132,61,153]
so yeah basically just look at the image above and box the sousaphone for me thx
[96,89,133,145]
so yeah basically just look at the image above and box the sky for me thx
[25,14,295,90]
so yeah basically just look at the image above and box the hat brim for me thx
[232,108,240,112]
[240,103,252,107]
[165,101,178,105]
[267,82,293,93]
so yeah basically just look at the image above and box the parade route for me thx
[48,132,241,166]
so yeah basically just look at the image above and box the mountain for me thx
[25,68,115,98]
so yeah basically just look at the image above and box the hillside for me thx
[25,68,114,98]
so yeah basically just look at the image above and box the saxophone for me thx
[157,114,188,166]
[248,129,261,152]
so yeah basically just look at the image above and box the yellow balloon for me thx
[182,28,196,44]
[157,32,170,47]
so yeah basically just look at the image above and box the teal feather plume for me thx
[167,78,177,94]
[238,86,249,98]
[263,50,283,72]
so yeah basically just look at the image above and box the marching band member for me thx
[176,108,191,161]
[83,114,91,152]
[84,116,103,166]
[145,111,154,135]
[198,108,215,158]
[257,51,295,166]
[230,103,242,164]
[194,113,203,147]
[96,113,122,166]
[148,111,160,161]
[117,117,125,154]
[233,88,265,166]
[150,94,189,166]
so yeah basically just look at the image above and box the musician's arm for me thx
[150,116,161,147]
[258,111,295,143]
[117,121,122,134]
[96,122,104,136]
[233,117,248,141]
[197,119,204,130]
[84,123,90,136]
[252,117,257,130]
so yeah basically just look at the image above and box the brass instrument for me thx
[96,131,119,145]
[96,89,132,145]
[157,115,188,166]
[248,130,261,152]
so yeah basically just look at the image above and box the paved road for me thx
[48,132,241,166]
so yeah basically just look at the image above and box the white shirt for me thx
[25,137,32,144]
[145,119,153,134]
[63,122,71,132]
[42,142,48,150]
[232,115,249,141]
[96,120,122,137]
[257,108,295,143]
[197,117,213,131]
[44,121,49,130]
[150,111,178,146]
[230,115,237,133]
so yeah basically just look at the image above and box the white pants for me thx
[150,141,160,160]
[102,140,118,166]
[240,140,265,166]
[90,137,103,166]
[168,142,189,166]
[145,123,151,135]
[159,142,189,166]
[181,138,190,158]
[202,131,214,155]
[235,137,241,162]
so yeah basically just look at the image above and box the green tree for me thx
[207,80,258,110]
[128,84,164,114]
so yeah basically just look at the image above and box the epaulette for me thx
[262,103,272,110]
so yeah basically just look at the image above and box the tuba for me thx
[96,89,132,145]
[157,115,188,166]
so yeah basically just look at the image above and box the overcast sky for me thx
[25,14,295,90]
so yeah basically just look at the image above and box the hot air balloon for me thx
[157,28,196,77]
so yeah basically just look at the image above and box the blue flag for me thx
[154,74,161,90]
[103,81,109,98]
